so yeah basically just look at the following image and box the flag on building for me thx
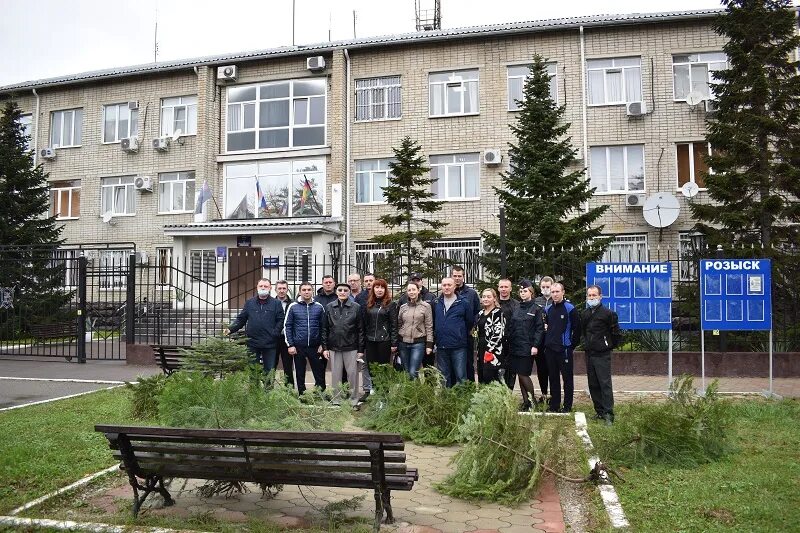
[301,176,313,208]
[256,179,268,211]
[194,181,212,215]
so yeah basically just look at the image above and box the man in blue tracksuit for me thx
[543,282,581,413]
[433,277,475,387]
[227,278,285,375]
[284,281,327,394]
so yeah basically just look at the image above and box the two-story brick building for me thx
[1,8,728,291]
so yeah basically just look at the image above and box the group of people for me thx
[226,267,622,423]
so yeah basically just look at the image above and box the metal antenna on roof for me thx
[292,0,296,46]
[153,0,159,62]
[353,10,357,38]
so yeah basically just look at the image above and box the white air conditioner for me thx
[134,175,153,192]
[152,136,171,151]
[128,100,139,110]
[40,147,56,160]
[217,65,238,82]
[625,193,646,208]
[704,99,719,114]
[306,56,326,71]
[626,101,646,117]
[121,137,139,153]
[483,149,502,165]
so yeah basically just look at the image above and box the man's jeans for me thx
[252,347,278,376]
[294,345,326,394]
[436,346,468,387]
[398,341,425,379]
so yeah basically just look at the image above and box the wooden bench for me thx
[150,345,189,375]
[95,425,417,531]
[29,321,77,343]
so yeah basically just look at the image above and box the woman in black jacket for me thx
[505,279,545,411]
[361,278,398,400]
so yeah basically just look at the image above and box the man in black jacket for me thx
[226,278,285,376]
[321,283,365,407]
[581,284,622,425]
[543,283,581,413]
[497,278,519,389]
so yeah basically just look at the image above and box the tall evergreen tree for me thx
[371,136,447,281]
[482,55,610,294]
[692,0,800,248]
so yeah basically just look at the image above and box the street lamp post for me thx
[499,207,507,278]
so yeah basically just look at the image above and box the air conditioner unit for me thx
[134,175,153,192]
[306,56,326,71]
[217,65,238,82]
[704,99,719,114]
[128,100,139,110]
[625,193,647,208]
[626,101,646,117]
[483,149,502,165]
[152,136,171,151]
[40,147,56,160]
[121,137,139,153]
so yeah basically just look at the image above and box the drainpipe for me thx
[579,26,588,181]
[343,48,352,257]
[32,88,40,166]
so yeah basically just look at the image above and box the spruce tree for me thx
[371,136,447,281]
[482,55,610,295]
[0,101,67,338]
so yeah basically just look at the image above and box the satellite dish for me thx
[685,91,704,107]
[101,212,114,224]
[643,192,680,228]
[681,181,700,199]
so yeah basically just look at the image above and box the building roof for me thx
[163,217,343,236]
[0,8,725,93]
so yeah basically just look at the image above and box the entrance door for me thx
[228,247,262,309]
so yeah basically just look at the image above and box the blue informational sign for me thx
[699,258,771,331]
[586,262,673,330]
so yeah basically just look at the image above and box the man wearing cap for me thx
[321,283,365,407]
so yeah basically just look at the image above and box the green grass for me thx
[589,399,800,532]
[0,386,139,514]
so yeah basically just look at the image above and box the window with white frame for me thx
[355,159,393,203]
[355,76,401,121]
[429,69,479,117]
[50,108,82,148]
[676,142,713,189]
[102,103,139,143]
[283,246,312,283]
[430,153,480,200]
[587,57,642,105]
[679,232,705,281]
[98,250,128,290]
[224,159,325,219]
[428,239,481,283]
[672,52,727,100]
[601,234,649,263]
[18,114,32,151]
[590,145,645,193]
[50,180,81,219]
[158,171,196,213]
[190,249,215,283]
[354,243,393,278]
[161,95,197,136]
[226,79,326,152]
[156,247,173,286]
[51,249,81,289]
[507,63,558,110]
[101,176,136,216]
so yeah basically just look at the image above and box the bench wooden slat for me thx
[99,425,405,444]
[128,443,406,463]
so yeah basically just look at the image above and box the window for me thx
[226,79,326,152]
[161,95,197,136]
[190,250,215,283]
[50,180,81,219]
[51,249,80,289]
[679,232,705,281]
[18,114,32,151]
[428,239,481,283]
[601,234,649,263]
[429,69,479,117]
[672,52,727,101]
[50,108,82,148]
[101,176,136,216]
[587,57,642,105]
[507,63,557,110]
[590,145,645,193]
[283,246,312,283]
[355,159,393,203]
[355,76,401,121]
[430,153,480,200]
[156,247,173,286]
[158,171,196,213]
[102,103,139,143]
[99,250,128,290]
[676,142,712,189]
[224,159,325,219]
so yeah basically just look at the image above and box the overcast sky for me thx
[1,0,727,86]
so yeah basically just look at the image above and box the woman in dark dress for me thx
[505,279,545,411]
[361,278,397,400]
[476,288,506,385]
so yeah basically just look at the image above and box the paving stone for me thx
[538,520,566,533]
[406,514,447,527]
[530,511,563,523]
[393,525,444,533]
[530,501,562,513]
[470,507,513,519]
[271,514,311,528]
[467,517,512,530]
[498,526,547,533]
[434,510,479,523]
[411,505,449,515]
[213,509,249,522]
[504,513,542,526]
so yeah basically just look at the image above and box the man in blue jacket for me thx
[227,278,286,376]
[433,277,475,387]
[543,282,581,413]
[284,281,327,394]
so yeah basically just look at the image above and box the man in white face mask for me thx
[580,284,622,425]
[534,276,554,308]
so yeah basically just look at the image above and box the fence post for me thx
[126,253,136,345]
[77,255,87,364]
[499,207,507,278]
[716,245,727,353]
